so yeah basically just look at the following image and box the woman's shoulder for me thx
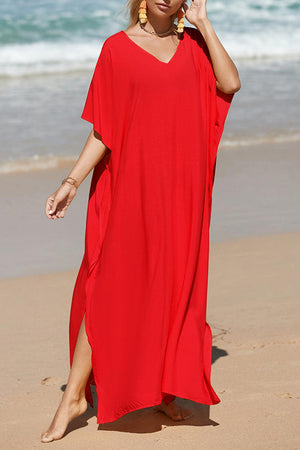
[93,31,124,64]
[184,26,204,44]
[101,31,124,50]
[184,26,209,60]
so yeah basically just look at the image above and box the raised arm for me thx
[184,0,241,94]
[45,130,107,220]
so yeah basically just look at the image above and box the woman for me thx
[41,0,240,443]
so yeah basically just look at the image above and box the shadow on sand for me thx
[61,344,228,435]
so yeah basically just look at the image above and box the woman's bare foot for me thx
[40,395,87,443]
[154,398,193,421]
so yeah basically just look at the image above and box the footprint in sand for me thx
[41,376,63,386]
[274,392,299,399]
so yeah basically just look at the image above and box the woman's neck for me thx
[144,13,173,34]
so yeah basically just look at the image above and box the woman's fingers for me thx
[59,204,69,219]
[46,193,61,219]
[45,184,76,220]
[51,205,63,219]
[46,195,56,218]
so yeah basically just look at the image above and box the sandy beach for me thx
[1,37,300,450]
[1,231,299,449]
[0,138,299,448]
[1,1,300,447]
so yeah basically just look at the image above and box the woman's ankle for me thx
[62,386,87,404]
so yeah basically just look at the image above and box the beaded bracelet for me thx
[61,176,79,189]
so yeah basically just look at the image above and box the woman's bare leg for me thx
[41,314,92,443]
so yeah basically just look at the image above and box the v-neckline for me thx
[120,30,184,65]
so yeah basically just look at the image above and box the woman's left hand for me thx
[183,0,208,27]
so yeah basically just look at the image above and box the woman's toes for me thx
[40,432,53,443]
[172,413,183,420]
[41,429,63,443]
[154,400,193,422]
[171,407,193,421]
[182,410,193,419]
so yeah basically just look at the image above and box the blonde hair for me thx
[120,0,179,27]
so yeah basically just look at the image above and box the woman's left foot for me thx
[154,398,193,421]
[40,396,87,443]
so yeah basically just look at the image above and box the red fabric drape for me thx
[69,26,234,424]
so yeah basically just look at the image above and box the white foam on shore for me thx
[0,31,300,78]
[0,41,102,78]
[221,132,300,149]
[0,155,77,174]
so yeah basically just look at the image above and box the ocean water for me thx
[1,0,300,77]
[0,0,300,171]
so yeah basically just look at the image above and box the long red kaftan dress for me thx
[69,26,234,424]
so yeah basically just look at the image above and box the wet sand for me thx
[0,140,299,278]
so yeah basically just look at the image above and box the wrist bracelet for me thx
[61,176,79,189]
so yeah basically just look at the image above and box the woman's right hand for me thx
[45,182,77,220]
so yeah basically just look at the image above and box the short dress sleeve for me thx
[214,84,234,149]
[190,27,234,148]
[81,40,114,151]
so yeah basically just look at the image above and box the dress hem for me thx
[96,391,221,424]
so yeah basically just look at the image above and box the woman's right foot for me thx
[40,395,87,443]
[154,398,193,421]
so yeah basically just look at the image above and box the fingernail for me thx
[49,210,53,214]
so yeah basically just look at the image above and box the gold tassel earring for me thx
[138,0,147,24]
[177,8,185,34]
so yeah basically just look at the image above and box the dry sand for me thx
[1,231,299,449]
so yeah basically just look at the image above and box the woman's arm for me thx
[184,0,241,94]
[45,130,107,220]
[67,130,107,186]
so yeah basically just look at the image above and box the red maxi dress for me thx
[69,26,234,424]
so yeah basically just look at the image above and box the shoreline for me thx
[1,58,300,169]
[1,131,300,175]
[1,231,299,448]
